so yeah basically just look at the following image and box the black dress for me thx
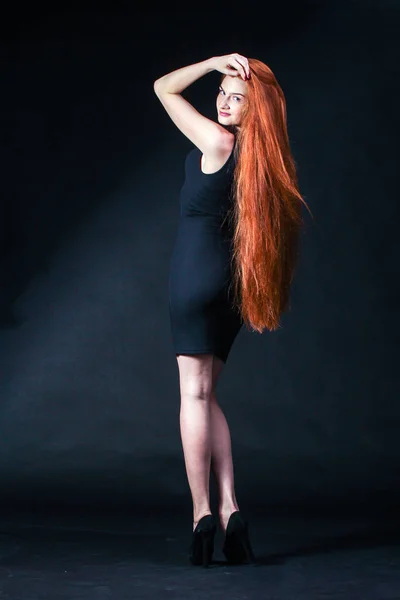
[168,138,244,364]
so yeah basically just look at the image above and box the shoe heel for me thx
[237,525,256,563]
[189,515,216,567]
[223,512,256,565]
[201,529,214,568]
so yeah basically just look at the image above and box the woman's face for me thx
[216,75,248,128]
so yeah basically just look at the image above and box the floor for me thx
[0,509,399,599]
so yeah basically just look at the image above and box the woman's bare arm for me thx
[154,57,215,95]
[153,57,231,153]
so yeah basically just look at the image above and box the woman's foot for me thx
[193,511,213,532]
[219,504,241,534]
[222,511,257,565]
[189,513,217,567]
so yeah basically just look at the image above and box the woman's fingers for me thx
[216,53,250,79]
[231,54,250,80]
[236,54,250,79]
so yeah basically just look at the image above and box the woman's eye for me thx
[218,90,240,101]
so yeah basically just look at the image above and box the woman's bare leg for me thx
[210,356,240,534]
[176,352,240,533]
[176,353,214,531]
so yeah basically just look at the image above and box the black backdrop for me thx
[1,1,399,518]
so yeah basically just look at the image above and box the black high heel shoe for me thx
[222,511,256,565]
[189,514,216,567]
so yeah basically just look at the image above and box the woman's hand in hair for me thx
[210,54,251,81]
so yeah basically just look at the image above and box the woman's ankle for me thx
[218,503,240,533]
[193,509,212,524]
[218,501,240,519]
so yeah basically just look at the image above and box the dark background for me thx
[0,1,399,519]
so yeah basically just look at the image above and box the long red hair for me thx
[225,59,312,333]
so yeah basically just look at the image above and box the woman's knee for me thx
[177,354,214,400]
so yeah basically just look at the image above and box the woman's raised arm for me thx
[153,57,232,152]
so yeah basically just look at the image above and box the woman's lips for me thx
[219,111,230,116]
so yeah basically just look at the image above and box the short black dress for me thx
[168,138,244,364]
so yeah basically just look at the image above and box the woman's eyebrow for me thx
[219,85,245,97]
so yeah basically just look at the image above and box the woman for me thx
[154,53,310,567]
